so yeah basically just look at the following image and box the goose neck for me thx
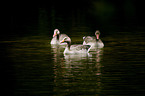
[56,34,59,40]
[96,34,100,40]
[66,41,71,50]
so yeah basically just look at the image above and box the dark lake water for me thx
[2,31,145,96]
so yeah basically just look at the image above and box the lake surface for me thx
[2,31,145,96]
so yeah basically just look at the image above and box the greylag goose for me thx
[83,30,104,49]
[50,29,69,45]
[60,37,91,54]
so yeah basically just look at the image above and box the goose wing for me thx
[83,36,96,44]
[70,45,91,51]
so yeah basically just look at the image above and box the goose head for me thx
[60,37,71,44]
[60,37,71,48]
[53,29,60,37]
[83,36,86,40]
[95,30,100,40]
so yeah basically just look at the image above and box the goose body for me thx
[61,37,91,54]
[83,30,104,50]
[50,29,69,45]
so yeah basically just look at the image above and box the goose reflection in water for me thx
[52,45,103,95]
[51,44,65,63]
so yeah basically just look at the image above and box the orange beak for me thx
[60,40,65,43]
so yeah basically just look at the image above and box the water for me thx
[2,31,145,96]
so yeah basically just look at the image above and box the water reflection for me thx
[3,31,145,95]
[51,44,65,63]
[51,44,104,95]
[64,53,90,63]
